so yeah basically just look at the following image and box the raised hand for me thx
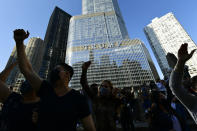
[178,43,196,63]
[13,29,29,43]
[82,61,91,70]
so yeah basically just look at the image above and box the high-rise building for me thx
[6,46,20,86]
[39,7,72,79]
[66,0,159,89]
[25,37,45,73]
[14,37,44,92]
[67,40,159,88]
[144,12,197,77]
[82,0,123,15]
[82,0,129,40]
[67,0,129,48]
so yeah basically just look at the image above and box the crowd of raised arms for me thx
[0,29,197,131]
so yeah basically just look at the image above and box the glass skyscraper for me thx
[66,0,159,89]
[82,0,123,15]
[39,7,72,79]
[68,0,129,48]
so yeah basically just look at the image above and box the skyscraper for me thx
[6,46,20,86]
[66,0,159,89]
[144,12,197,77]
[82,0,129,40]
[14,37,44,92]
[25,37,45,73]
[82,0,123,15]
[68,39,159,89]
[39,7,72,79]
[67,0,129,49]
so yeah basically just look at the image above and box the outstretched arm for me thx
[14,29,43,92]
[0,61,19,102]
[80,61,94,99]
[170,43,197,110]
[0,61,18,82]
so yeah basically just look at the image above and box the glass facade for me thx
[82,0,122,16]
[66,0,159,89]
[39,7,72,79]
[82,0,129,40]
[68,11,128,48]
[66,39,158,89]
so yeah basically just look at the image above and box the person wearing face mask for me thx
[81,61,122,131]
[99,81,113,96]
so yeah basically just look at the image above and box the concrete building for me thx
[14,37,44,92]
[144,12,197,77]
[5,46,20,86]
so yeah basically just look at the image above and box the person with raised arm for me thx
[170,43,197,124]
[81,61,121,131]
[13,29,96,131]
[0,61,17,102]
[0,61,40,131]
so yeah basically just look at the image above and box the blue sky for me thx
[0,0,197,78]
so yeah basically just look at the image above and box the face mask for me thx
[100,87,110,96]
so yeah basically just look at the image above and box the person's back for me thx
[120,96,135,131]
[149,104,174,131]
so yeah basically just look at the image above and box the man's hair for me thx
[90,83,98,88]
[59,63,74,79]
[101,80,113,90]
[49,63,74,85]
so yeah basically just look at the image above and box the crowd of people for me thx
[0,29,196,131]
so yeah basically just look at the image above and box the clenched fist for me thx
[13,29,29,43]
[82,61,91,70]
